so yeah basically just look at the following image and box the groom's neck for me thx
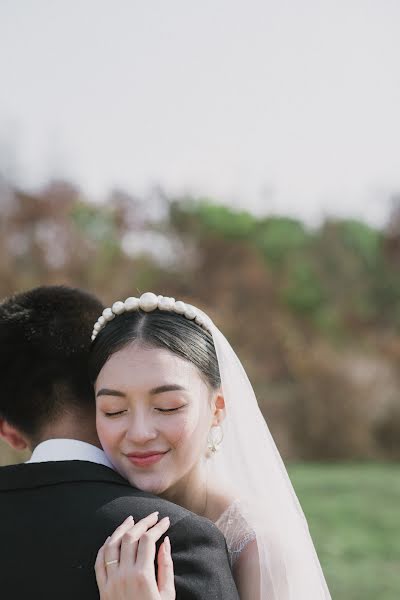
[33,408,101,451]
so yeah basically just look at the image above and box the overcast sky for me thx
[1,1,399,225]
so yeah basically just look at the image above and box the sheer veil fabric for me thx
[205,320,332,599]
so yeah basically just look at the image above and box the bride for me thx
[89,292,332,600]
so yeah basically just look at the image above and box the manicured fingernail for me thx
[151,511,159,517]
[164,536,171,554]
[125,515,134,522]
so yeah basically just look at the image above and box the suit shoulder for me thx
[168,510,226,546]
[93,486,195,529]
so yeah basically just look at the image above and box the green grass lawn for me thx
[288,463,400,600]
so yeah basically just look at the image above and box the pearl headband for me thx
[91,292,213,342]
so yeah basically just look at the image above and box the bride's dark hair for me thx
[89,309,221,389]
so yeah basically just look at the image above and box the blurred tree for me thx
[1,182,400,462]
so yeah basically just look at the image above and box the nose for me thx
[125,410,157,446]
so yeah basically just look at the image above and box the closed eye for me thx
[104,410,127,417]
[155,406,186,413]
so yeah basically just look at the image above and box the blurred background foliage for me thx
[1,177,399,598]
[1,177,400,464]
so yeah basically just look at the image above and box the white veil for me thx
[206,321,332,599]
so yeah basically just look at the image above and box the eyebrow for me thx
[96,388,126,398]
[96,384,186,398]
[149,384,186,396]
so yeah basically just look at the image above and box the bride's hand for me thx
[95,512,175,600]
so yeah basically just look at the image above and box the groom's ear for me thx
[0,418,29,451]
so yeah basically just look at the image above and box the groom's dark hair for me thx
[0,285,103,438]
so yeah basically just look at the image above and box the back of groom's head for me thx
[0,285,104,447]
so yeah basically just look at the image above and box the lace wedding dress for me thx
[214,499,256,566]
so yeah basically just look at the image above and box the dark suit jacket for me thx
[0,461,239,600]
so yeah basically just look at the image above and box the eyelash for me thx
[104,406,185,417]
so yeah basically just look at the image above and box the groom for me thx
[0,286,238,600]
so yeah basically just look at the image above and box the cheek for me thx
[161,414,193,448]
[166,409,210,453]
[96,414,123,453]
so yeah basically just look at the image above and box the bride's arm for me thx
[232,539,261,600]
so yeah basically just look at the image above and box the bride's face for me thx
[95,344,217,496]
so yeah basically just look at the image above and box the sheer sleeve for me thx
[214,500,256,567]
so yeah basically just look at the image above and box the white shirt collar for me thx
[27,439,115,470]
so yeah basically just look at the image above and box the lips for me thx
[126,451,168,467]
